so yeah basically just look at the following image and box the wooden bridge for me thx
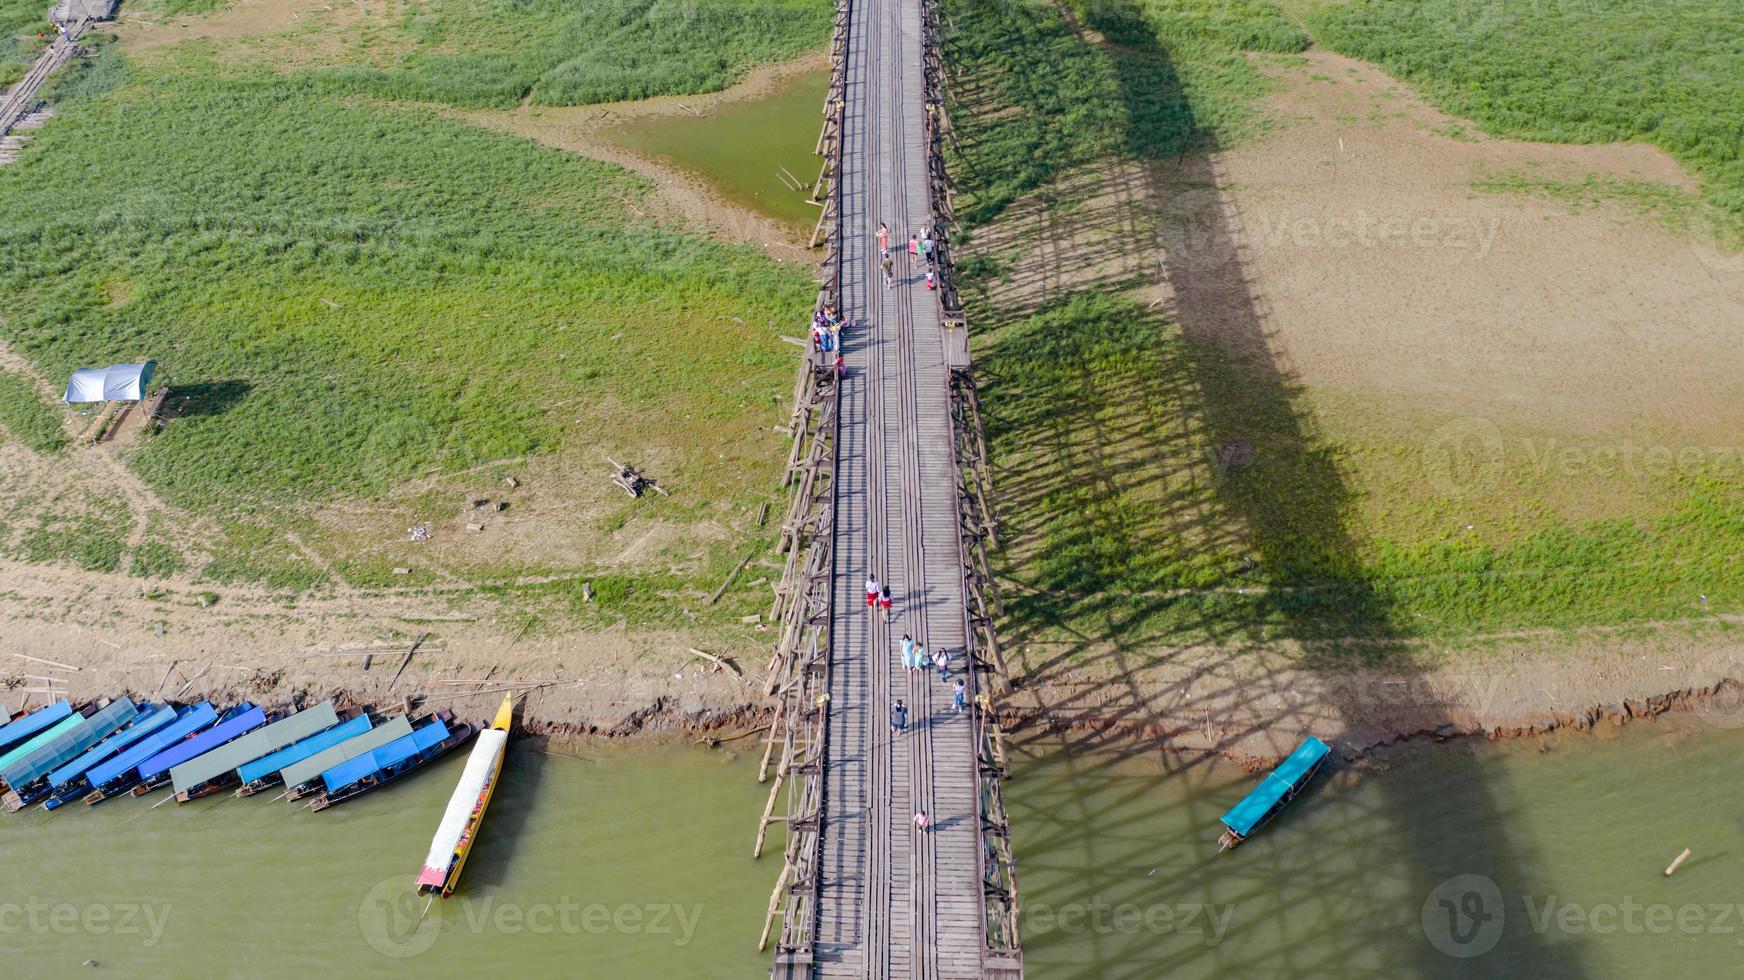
[756,0,1021,977]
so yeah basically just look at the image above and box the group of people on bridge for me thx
[866,573,971,839]
[877,221,939,291]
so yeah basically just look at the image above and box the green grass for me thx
[944,0,1300,226]
[128,540,186,578]
[1471,167,1744,244]
[980,295,1744,655]
[0,370,67,453]
[0,48,812,607]
[947,0,1744,657]
[0,0,49,86]
[18,514,125,573]
[0,59,809,511]
[316,0,833,108]
[1305,0,1744,228]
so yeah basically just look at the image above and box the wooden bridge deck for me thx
[811,0,987,976]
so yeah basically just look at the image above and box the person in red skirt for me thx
[865,574,880,610]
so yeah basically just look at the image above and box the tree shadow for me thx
[944,0,1588,974]
[162,379,252,419]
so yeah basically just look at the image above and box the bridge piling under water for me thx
[758,0,1022,976]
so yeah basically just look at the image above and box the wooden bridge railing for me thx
[756,1,850,971]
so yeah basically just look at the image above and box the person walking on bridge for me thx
[865,574,881,610]
[881,251,894,289]
[901,632,916,671]
[878,583,893,621]
[914,810,931,834]
[934,647,951,681]
[908,234,919,259]
[890,698,908,736]
[952,678,968,713]
[920,233,934,268]
[877,222,890,253]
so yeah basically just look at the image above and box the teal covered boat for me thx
[1218,736,1330,849]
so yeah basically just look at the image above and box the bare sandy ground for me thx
[1219,50,1744,444]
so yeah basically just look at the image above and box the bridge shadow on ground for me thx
[944,0,1585,975]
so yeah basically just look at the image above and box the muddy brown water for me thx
[5,720,1744,975]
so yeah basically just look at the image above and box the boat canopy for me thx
[0,713,87,773]
[48,704,175,787]
[138,705,263,780]
[320,718,450,793]
[171,701,339,794]
[86,704,217,788]
[0,699,137,788]
[0,701,74,752]
[281,717,412,790]
[419,728,508,883]
[239,714,371,785]
[1219,737,1330,838]
[63,360,156,403]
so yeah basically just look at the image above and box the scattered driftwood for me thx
[154,660,178,696]
[387,632,430,691]
[174,663,212,699]
[22,674,68,684]
[687,647,743,677]
[756,501,770,527]
[605,453,669,497]
[429,679,555,687]
[416,681,564,704]
[13,653,80,672]
[708,554,753,605]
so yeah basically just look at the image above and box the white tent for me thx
[63,360,156,404]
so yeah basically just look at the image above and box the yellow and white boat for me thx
[416,694,512,897]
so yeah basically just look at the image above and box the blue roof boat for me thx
[83,703,221,805]
[47,704,173,784]
[0,701,75,753]
[1218,737,1330,850]
[131,703,266,796]
[310,713,475,812]
[38,704,178,810]
[1,699,138,809]
[235,713,372,797]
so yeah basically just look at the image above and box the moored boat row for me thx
[1,692,519,897]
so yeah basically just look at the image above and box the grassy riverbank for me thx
[945,0,1744,659]
[0,10,825,629]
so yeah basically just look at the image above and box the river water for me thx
[602,69,831,235]
[5,719,1743,976]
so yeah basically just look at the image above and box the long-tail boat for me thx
[417,694,514,898]
[235,713,373,797]
[83,703,222,805]
[0,699,133,808]
[1217,736,1330,850]
[281,716,414,802]
[131,703,268,797]
[308,711,473,812]
[170,700,342,803]
[42,704,180,810]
